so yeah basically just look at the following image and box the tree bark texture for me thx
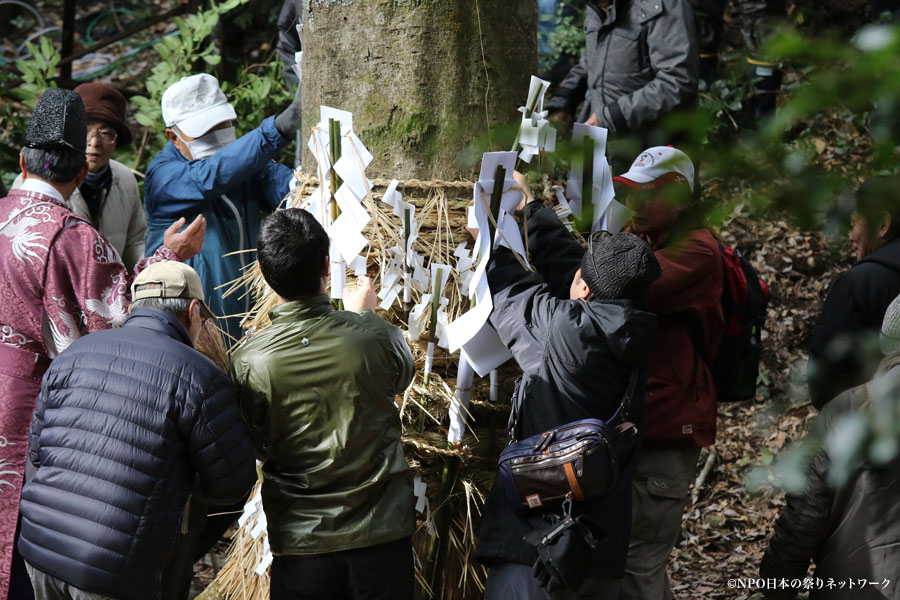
[300,0,538,180]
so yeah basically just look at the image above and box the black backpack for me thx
[711,242,770,402]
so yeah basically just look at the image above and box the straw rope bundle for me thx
[203,176,521,600]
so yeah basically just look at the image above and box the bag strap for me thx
[619,367,640,421]
[508,368,641,442]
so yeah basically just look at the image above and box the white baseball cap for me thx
[613,146,695,193]
[161,74,237,138]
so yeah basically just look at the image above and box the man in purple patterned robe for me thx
[0,89,205,600]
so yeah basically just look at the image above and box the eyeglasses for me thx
[87,128,117,144]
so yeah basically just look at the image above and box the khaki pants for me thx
[25,563,114,600]
[621,447,702,600]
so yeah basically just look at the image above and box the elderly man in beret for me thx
[0,88,204,600]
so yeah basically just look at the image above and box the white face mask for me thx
[175,126,236,160]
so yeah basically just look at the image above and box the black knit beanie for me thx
[580,232,661,300]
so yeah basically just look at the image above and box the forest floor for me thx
[8,2,871,599]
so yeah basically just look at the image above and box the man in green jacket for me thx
[231,208,416,600]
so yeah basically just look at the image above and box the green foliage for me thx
[12,36,59,108]
[538,1,585,74]
[0,36,59,189]
[128,0,291,171]
[131,0,252,144]
[221,60,293,139]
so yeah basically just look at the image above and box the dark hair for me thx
[855,175,900,241]
[131,297,192,319]
[257,208,330,300]
[21,146,85,183]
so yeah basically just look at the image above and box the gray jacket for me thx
[760,353,900,599]
[547,0,699,132]
[13,159,146,272]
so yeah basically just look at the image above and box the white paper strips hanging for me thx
[515,75,557,163]
[444,151,525,377]
[302,106,374,299]
[565,123,615,233]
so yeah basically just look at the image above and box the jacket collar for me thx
[269,294,333,323]
[586,1,616,27]
[124,307,194,347]
[14,180,67,207]
[163,141,190,164]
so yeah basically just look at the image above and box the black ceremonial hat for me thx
[25,88,87,154]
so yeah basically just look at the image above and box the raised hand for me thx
[163,215,206,260]
[344,275,377,312]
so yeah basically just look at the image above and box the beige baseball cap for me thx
[161,74,237,138]
[131,261,215,320]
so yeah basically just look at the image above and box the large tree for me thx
[300,0,538,179]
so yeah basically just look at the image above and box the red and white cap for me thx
[613,146,695,193]
[161,74,237,138]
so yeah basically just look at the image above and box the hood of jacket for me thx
[858,236,900,273]
[582,298,658,367]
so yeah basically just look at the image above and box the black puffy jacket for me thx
[475,203,658,576]
[18,308,256,600]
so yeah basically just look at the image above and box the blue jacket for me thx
[144,116,293,342]
[18,308,257,600]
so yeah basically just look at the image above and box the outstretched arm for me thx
[145,117,288,217]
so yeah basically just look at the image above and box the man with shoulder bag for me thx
[475,182,661,599]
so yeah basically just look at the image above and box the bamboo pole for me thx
[328,117,345,309]
[403,207,413,327]
[579,135,595,233]
[510,83,542,153]
[423,266,445,386]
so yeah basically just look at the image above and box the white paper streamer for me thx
[448,359,476,444]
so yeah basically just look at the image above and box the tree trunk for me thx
[300,0,538,180]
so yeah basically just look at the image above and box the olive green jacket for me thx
[231,295,416,555]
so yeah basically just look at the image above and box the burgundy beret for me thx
[74,82,132,146]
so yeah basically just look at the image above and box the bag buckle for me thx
[533,430,555,453]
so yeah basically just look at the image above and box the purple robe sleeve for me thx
[41,222,180,356]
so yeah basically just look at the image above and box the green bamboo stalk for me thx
[421,446,461,600]
[402,208,412,327]
[328,117,342,221]
[487,164,506,242]
[510,82,543,152]
[328,118,344,310]
[579,135,595,233]
[423,267,445,386]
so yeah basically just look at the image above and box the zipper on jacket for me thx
[220,194,249,313]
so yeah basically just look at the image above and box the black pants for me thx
[270,537,414,600]
[484,561,621,600]
[160,498,246,600]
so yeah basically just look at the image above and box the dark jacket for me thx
[808,237,900,409]
[475,202,658,577]
[18,309,256,600]
[231,296,416,555]
[277,0,302,88]
[643,228,724,448]
[144,116,293,342]
[546,0,699,132]
[760,353,900,600]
